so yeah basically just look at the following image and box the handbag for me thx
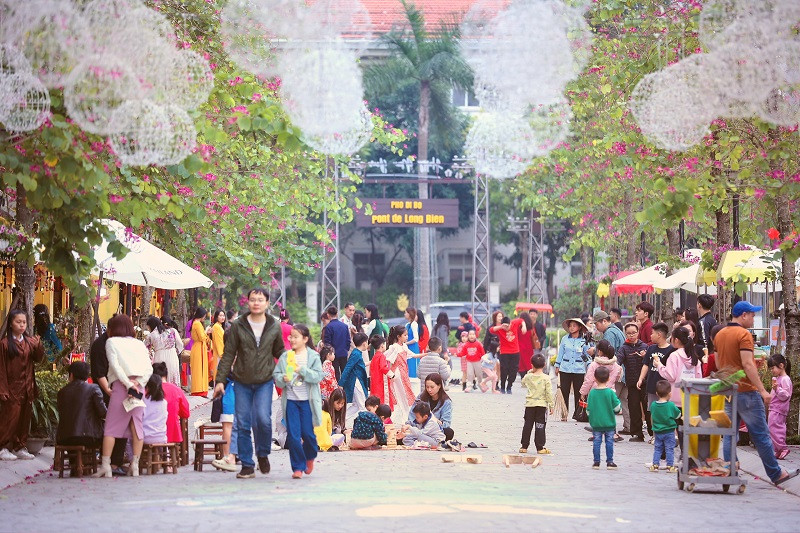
[210,396,222,423]
[574,399,589,423]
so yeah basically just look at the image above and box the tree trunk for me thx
[416,80,432,309]
[580,246,592,313]
[715,207,732,321]
[140,285,155,326]
[176,289,187,329]
[625,193,638,267]
[76,302,93,353]
[660,227,682,326]
[775,193,800,435]
[14,182,35,335]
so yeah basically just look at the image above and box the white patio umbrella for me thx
[653,264,718,295]
[94,219,213,289]
[611,263,668,294]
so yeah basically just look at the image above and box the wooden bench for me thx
[191,439,226,472]
[139,443,179,475]
[53,445,99,478]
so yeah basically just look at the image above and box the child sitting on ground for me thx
[480,350,500,393]
[520,354,554,454]
[649,380,681,472]
[315,398,346,451]
[457,330,485,393]
[587,365,621,470]
[399,402,445,448]
[349,395,388,449]
[417,337,451,393]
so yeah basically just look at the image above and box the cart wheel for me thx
[737,484,746,495]
[677,479,684,491]
[722,484,730,493]
[686,483,696,493]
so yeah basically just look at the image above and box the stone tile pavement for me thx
[1,375,799,532]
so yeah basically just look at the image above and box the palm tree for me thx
[365,0,473,308]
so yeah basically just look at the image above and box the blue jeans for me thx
[593,430,615,463]
[234,380,274,469]
[724,390,783,482]
[653,431,676,466]
[284,399,318,473]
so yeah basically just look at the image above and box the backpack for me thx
[375,319,390,338]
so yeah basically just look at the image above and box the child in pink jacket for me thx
[654,326,701,403]
[580,340,622,398]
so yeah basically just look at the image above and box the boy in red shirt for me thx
[457,330,485,393]
[490,316,526,394]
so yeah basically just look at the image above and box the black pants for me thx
[499,353,520,391]
[332,357,347,381]
[628,385,650,438]
[559,372,584,418]
[521,406,547,450]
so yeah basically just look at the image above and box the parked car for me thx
[427,301,502,330]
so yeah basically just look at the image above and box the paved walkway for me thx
[1,376,799,531]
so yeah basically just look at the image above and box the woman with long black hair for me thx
[33,304,62,361]
[0,310,44,460]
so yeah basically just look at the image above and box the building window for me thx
[452,87,479,108]
[354,252,385,283]
[570,261,582,278]
[448,252,473,284]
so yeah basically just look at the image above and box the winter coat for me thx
[580,356,622,397]
[215,312,284,386]
[555,335,590,374]
[616,340,649,386]
[273,348,323,426]
[657,347,701,403]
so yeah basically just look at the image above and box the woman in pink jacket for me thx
[654,326,701,403]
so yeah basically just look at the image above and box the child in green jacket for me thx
[587,365,621,470]
[520,354,554,454]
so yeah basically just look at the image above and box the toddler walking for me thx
[480,350,500,393]
[587,365,621,470]
[520,354,553,454]
[768,354,793,460]
[649,380,681,472]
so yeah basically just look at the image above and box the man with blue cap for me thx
[716,301,799,486]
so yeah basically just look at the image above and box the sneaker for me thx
[257,456,270,474]
[0,448,18,461]
[236,466,255,479]
[592,462,600,469]
[212,458,238,472]
[666,465,679,473]
[587,436,594,441]
[271,442,281,451]
[629,435,645,443]
[537,448,552,455]
[13,448,34,460]
[648,436,655,445]
[506,388,512,395]
[607,462,618,470]
[648,464,658,472]
[519,448,528,454]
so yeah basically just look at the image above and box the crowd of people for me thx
[526,297,798,485]
[0,291,797,486]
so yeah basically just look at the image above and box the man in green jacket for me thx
[214,288,285,479]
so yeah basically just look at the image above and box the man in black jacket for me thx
[697,294,717,355]
[214,288,285,479]
[57,362,106,448]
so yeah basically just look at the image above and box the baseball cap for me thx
[732,301,762,317]
[592,310,610,322]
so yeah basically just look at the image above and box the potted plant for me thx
[29,370,68,454]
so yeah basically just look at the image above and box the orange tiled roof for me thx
[361,0,502,33]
